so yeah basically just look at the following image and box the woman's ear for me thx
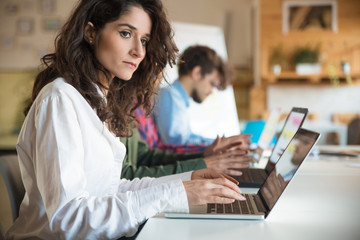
[84,22,96,45]
[190,66,202,82]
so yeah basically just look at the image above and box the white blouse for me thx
[6,78,190,239]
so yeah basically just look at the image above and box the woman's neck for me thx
[98,72,112,97]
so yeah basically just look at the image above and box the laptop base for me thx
[164,212,265,220]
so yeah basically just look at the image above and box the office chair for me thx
[347,118,360,145]
[0,154,25,222]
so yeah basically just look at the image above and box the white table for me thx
[136,149,360,240]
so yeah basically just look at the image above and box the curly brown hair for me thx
[25,0,178,137]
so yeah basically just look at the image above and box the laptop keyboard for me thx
[207,194,255,214]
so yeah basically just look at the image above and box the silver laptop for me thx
[236,107,308,188]
[165,128,320,220]
[248,107,282,163]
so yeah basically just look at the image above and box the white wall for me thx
[0,0,254,70]
[0,0,77,70]
[267,85,360,121]
[162,0,254,67]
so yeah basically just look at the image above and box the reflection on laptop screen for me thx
[259,129,319,210]
[269,110,307,164]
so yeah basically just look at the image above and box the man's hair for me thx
[26,0,178,137]
[177,45,232,90]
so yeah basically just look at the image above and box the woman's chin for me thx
[114,75,132,81]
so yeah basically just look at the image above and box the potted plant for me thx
[269,45,286,75]
[293,44,321,75]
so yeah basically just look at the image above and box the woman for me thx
[6,0,244,239]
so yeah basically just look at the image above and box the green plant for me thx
[293,44,320,64]
[269,45,286,66]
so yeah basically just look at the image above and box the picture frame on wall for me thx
[0,36,16,50]
[282,0,338,34]
[43,18,61,31]
[17,18,34,35]
[39,0,56,14]
[4,3,19,15]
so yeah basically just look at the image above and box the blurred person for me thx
[153,45,249,148]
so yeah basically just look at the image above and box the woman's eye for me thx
[119,31,131,38]
[141,39,148,47]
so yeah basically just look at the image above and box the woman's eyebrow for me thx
[118,23,151,38]
[118,23,136,29]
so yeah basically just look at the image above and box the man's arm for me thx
[155,88,213,145]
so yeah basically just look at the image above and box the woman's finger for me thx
[209,183,245,201]
[210,177,242,194]
[208,196,236,204]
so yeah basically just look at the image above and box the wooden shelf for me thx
[264,71,360,85]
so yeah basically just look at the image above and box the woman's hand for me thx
[203,149,252,176]
[183,176,245,205]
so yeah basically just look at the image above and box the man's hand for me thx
[203,149,252,176]
[204,134,251,157]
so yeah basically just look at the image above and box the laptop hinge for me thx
[257,192,270,214]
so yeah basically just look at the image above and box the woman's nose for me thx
[130,40,145,59]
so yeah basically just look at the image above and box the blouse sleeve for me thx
[33,91,188,239]
[118,171,192,191]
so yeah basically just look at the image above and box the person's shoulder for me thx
[159,82,181,99]
[38,77,79,100]
[159,84,172,93]
[33,78,88,112]
[49,77,77,94]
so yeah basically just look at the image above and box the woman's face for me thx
[95,6,152,81]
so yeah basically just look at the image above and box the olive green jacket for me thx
[120,128,207,179]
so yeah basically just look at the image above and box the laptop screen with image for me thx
[256,108,281,150]
[267,108,308,168]
[259,128,320,213]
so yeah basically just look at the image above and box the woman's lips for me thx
[124,61,136,69]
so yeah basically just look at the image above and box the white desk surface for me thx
[136,150,360,240]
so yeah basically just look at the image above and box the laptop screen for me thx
[259,128,319,213]
[268,108,308,165]
[257,108,281,150]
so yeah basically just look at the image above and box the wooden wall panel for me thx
[250,0,360,119]
[260,0,360,79]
